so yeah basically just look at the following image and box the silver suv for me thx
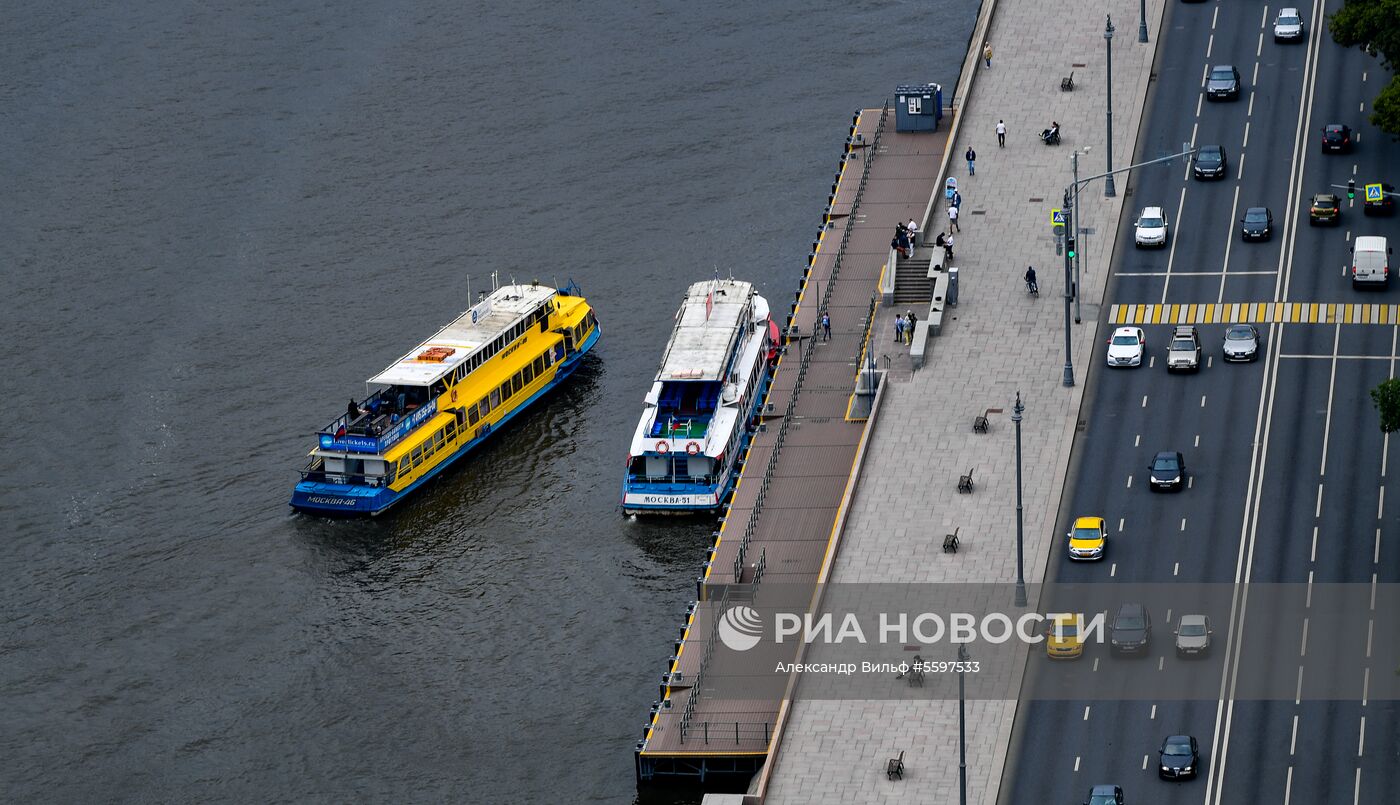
[1167,325,1201,372]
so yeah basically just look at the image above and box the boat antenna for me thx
[491,270,499,291]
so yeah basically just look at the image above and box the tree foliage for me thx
[1331,0,1400,135]
[1370,377,1400,433]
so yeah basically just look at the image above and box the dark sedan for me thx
[1321,123,1353,153]
[1111,603,1152,655]
[1205,65,1241,100]
[1240,206,1273,241]
[1193,145,1227,180]
[1159,734,1200,780]
[1364,182,1396,216]
[1149,451,1186,491]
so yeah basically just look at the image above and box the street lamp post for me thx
[958,642,970,805]
[1104,16,1117,197]
[1139,0,1148,43]
[1061,188,1075,387]
[1072,149,1083,324]
[1013,393,1027,607]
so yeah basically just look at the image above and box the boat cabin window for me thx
[511,374,522,394]
[657,382,721,417]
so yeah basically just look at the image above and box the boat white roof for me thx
[368,284,557,387]
[656,279,757,383]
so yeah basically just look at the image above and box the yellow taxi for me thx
[1067,516,1108,561]
[1046,613,1084,659]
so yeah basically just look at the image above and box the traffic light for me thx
[1067,236,1077,260]
[1348,178,1356,199]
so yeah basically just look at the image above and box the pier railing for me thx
[730,101,890,586]
[675,104,892,746]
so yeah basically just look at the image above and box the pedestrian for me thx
[996,119,1006,147]
[983,42,993,68]
[951,190,962,209]
[906,219,920,245]
[821,311,831,341]
[947,204,960,233]
[894,314,906,343]
[906,311,918,343]
[965,145,976,175]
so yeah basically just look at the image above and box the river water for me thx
[1,1,975,801]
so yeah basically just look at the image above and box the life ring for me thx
[656,440,669,454]
[451,389,458,403]
[686,442,701,455]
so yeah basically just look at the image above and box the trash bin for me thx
[947,266,959,306]
[895,83,943,132]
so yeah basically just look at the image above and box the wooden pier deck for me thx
[636,106,949,784]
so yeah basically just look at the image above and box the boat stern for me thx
[290,481,396,516]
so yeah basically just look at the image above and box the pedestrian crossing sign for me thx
[1366,183,1384,203]
[1051,209,1066,224]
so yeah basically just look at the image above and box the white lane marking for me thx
[1362,667,1370,705]
[1366,620,1373,658]
[1084,705,1091,721]
[1218,184,1242,303]
[1300,617,1309,656]
[1307,571,1313,607]
[1213,5,1220,28]
[1371,574,1377,610]
[1158,656,1164,671]
[1181,518,1187,532]
[1093,658,1099,672]
[1166,608,1172,623]
[1257,32,1264,58]
[1259,5,1268,28]
[1201,394,1208,408]
[1119,517,1125,531]
[1127,475,1133,489]
[1353,767,1361,805]
[1208,355,1214,369]
[1252,62,1260,85]
[1319,323,1342,475]
[1285,766,1294,805]
[1162,186,1189,302]
[1290,714,1298,755]
[1378,487,1384,519]
[1207,33,1215,59]
[1361,101,1366,112]
[1150,356,1157,369]
[1315,483,1324,517]
[1296,665,1304,704]
[1126,269,1279,278]
[1364,70,1368,82]
[1248,92,1256,116]
[1142,394,1149,408]
[1135,434,1141,448]
[1151,704,1157,719]
[1196,93,1204,118]
[1237,151,1246,179]
[1311,526,1318,562]
[1173,561,1180,576]
[1375,528,1382,564]
[1110,563,1117,577]
[1191,121,1199,147]
[1358,715,1366,756]
[1142,754,1149,771]
[1074,755,1081,772]
[1206,1,1328,797]
[1195,434,1201,447]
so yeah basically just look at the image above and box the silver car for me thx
[1223,323,1260,362]
[1167,325,1201,372]
[1274,8,1304,42]
[1175,614,1212,656]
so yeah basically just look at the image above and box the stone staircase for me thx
[893,257,932,305]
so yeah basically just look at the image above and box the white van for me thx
[1352,236,1391,289]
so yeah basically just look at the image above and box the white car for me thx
[1134,206,1169,248]
[1273,8,1304,42]
[1106,327,1146,367]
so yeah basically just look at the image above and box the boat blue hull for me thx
[292,324,601,517]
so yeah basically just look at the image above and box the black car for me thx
[1205,65,1241,100]
[1240,206,1273,241]
[1111,603,1152,654]
[1193,145,1227,180]
[1149,451,1186,491]
[1084,784,1124,805]
[1321,123,1353,153]
[1364,182,1396,216]
[1159,734,1200,779]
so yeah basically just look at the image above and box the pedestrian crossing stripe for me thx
[1108,303,1400,326]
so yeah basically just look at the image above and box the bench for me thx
[886,750,905,780]
[973,412,989,433]
[958,469,975,494]
[1061,71,1075,91]
[943,527,960,554]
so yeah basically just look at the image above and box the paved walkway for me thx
[761,0,1169,802]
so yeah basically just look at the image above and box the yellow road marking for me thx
[1106,303,1400,325]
